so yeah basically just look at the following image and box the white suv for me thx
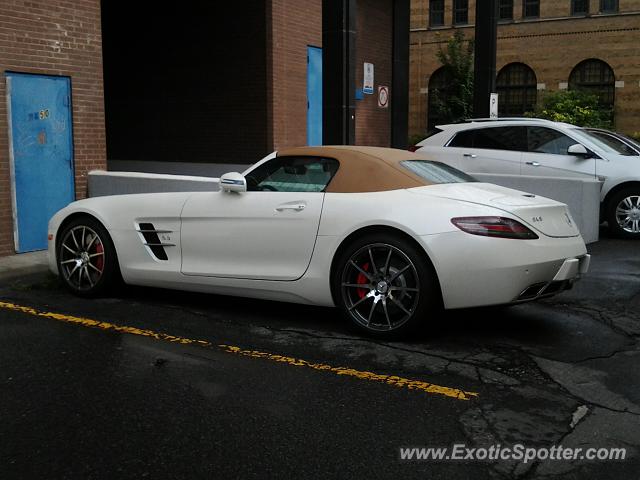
[413,118,640,238]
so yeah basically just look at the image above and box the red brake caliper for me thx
[94,242,104,271]
[356,262,370,299]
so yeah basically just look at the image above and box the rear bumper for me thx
[419,231,589,309]
[554,254,590,280]
[514,254,590,303]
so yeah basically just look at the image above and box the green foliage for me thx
[525,90,613,129]
[431,30,474,125]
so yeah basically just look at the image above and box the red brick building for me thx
[0,0,105,256]
[0,0,406,257]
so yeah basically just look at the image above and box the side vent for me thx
[137,223,173,261]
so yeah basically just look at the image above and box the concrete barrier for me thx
[88,169,601,244]
[88,170,220,197]
[108,160,249,178]
[472,173,601,244]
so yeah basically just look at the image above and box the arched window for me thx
[569,59,615,108]
[496,63,537,116]
[427,67,450,130]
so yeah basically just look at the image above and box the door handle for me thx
[463,153,477,158]
[526,161,541,167]
[276,203,306,212]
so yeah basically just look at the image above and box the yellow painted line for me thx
[0,301,211,346]
[218,345,478,400]
[0,300,478,401]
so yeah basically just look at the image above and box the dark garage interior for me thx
[101,1,268,165]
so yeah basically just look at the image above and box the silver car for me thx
[414,118,640,238]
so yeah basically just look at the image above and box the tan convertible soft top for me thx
[276,146,434,193]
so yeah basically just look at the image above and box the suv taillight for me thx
[408,145,419,152]
[451,216,539,240]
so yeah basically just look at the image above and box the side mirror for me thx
[220,172,247,193]
[567,143,590,157]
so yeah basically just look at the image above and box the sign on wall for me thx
[363,62,374,94]
[378,86,389,108]
[490,93,499,119]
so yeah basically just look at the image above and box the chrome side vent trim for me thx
[137,223,171,261]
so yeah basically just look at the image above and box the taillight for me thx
[451,216,539,240]
[408,145,419,152]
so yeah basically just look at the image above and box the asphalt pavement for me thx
[1,231,639,479]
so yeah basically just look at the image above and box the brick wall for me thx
[355,0,393,146]
[267,0,322,151]
[409,0,640,136]
[0,0,105,257]
[267,0,395,150]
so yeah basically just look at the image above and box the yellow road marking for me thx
[218,345,478,400]
[0,300,478,401]
[0,301,211,346]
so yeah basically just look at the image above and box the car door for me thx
[445,126,525,175]
[180,156,338,281]
[521,126,597,179]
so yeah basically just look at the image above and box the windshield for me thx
[584,130,638,156]
[620,133,640,150]
[570,128,634,156]
[401,160,476,184]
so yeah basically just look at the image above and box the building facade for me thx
[102,0,400,168]
[409,0,640,136]
[0,0,106,257]
[0,0,404,257]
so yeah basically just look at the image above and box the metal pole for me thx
[473,0,498,118]
[322,0,356,145]
[391,0,409,149]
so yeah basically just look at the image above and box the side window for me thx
[448,130,475,148]
[474,126,526,151]
[245,156,339,192]
[449,126,526,151]
[527,127,576,155]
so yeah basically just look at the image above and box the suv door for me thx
[522,126,597,179]
[446,126,525,175]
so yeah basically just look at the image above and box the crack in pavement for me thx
[572,346,639,364]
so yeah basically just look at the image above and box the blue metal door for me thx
[6,73,75,252]
[307,46,322,146]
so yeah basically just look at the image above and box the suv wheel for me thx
[607,188,640,239]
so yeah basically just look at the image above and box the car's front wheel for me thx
[606,188,640,239]
[57,216,120,296]
[333,233,441,338]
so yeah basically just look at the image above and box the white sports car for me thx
[48,146,590,337]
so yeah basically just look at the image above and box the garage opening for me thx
[100,1,268,170]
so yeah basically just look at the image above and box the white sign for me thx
[363,62,374,94]
[378,86,389,108]
[490,93,499,119]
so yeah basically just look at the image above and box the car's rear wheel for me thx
[57,216,120,296]
[607,188,640,239]
[333,233,441,338]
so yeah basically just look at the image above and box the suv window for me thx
[584,130,637,156]
[245,156,339,192]
[448,129,475,148]
[449,126,526,151]
[527,126,576,155]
